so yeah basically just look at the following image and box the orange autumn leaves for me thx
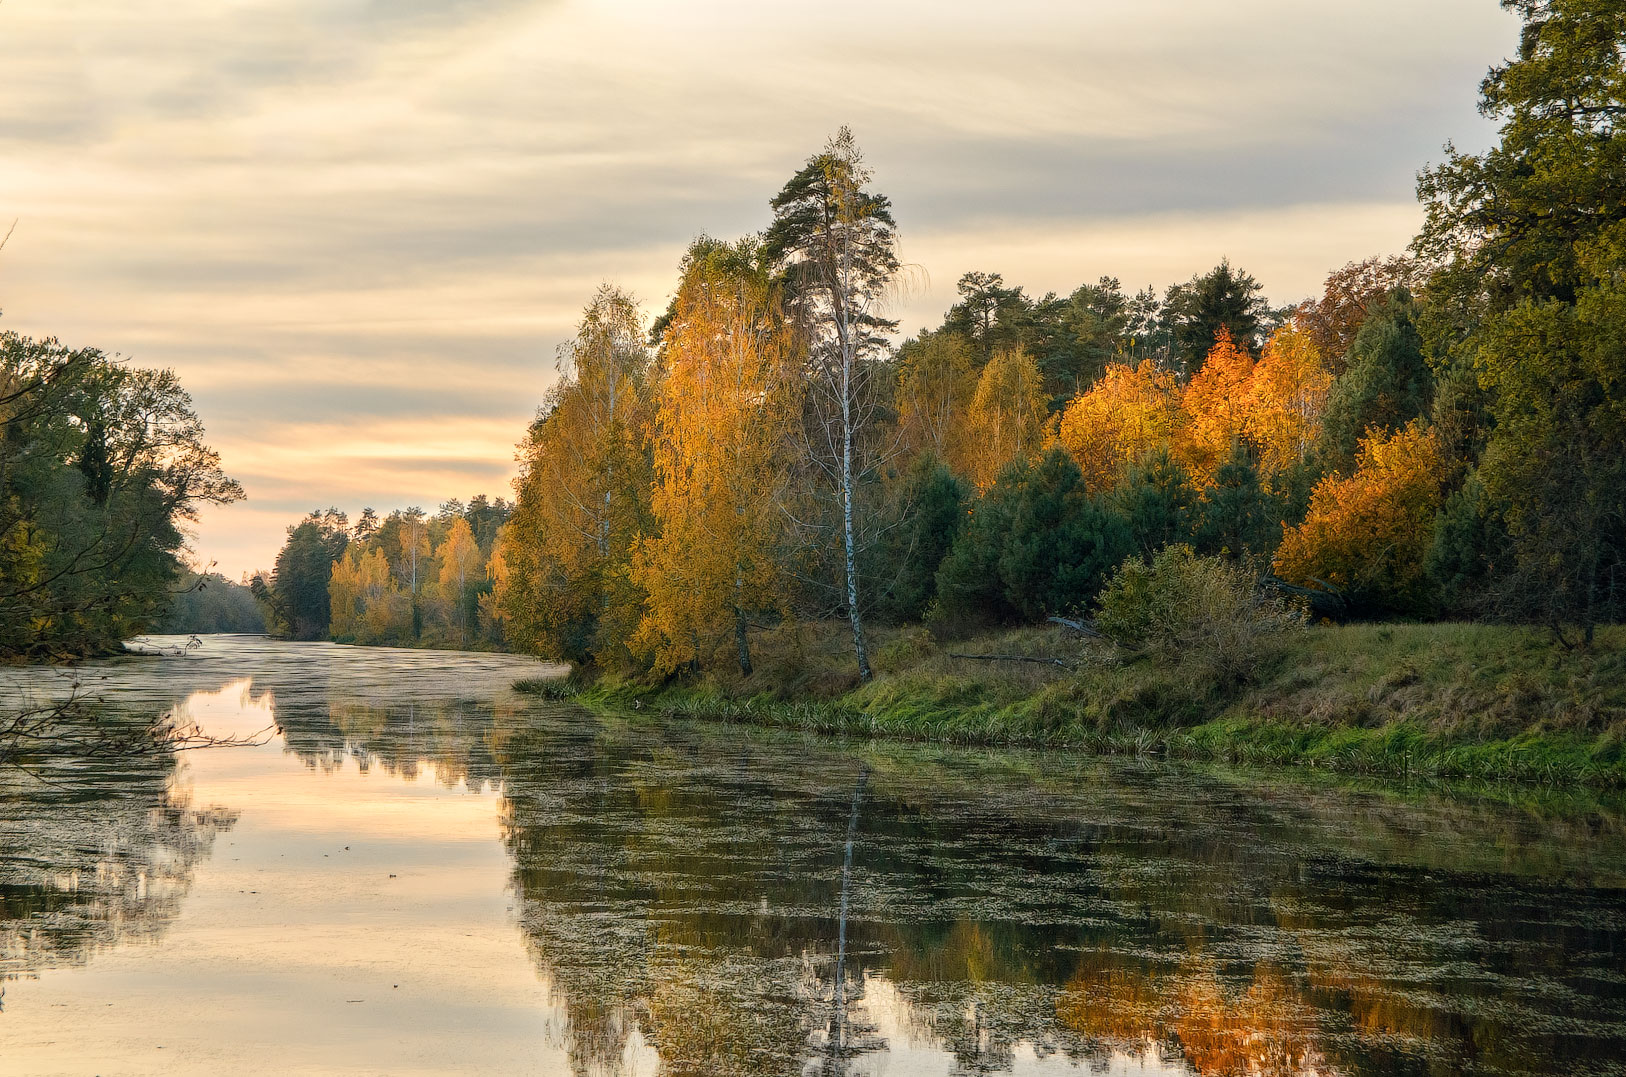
[1049,323,1440,600]
[1054,324,1333,491]
[1275,422,1443,608]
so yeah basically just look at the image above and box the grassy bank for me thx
[517,621,1626,788]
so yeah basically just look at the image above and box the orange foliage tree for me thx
[1054,360,1180,491]
[1295,255,1416,372]
[495,285,654,663]
[1273,421,1442,609]
[1177,328,1256,484]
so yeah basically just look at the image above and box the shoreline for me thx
[518,621,1626,789]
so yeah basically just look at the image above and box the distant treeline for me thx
[158,572,265,635]
[265,1,1624,671]
[0,333,242,662]
[254,496,510,649]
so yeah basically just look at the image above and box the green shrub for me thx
[1096,544,1301,683]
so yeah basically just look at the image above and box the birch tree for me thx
[496,286,653,664]
[633,238,796,675]
[765,128,899,681]
[436,516,481,645]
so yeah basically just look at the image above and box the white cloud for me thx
[0,0,1518,576]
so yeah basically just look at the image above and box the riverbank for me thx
[518,621,1626,787]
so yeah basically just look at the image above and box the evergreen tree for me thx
[1317,290,1433,474]
[872,455,968,623]
[936,449,1133,625]
[1160,260,1270,371]
[1193,448,1278,564]
[1112,449,1198,558]
[268,510,349,640]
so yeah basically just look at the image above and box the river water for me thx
[0,635,1623,1076]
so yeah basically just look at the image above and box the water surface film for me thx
[1,636,1623,1075]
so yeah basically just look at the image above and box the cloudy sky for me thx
[0,0,1516,578]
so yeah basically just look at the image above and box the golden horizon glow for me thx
[0,0,1517,576]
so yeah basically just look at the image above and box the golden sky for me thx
[0,1,1515,577]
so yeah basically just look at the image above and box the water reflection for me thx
[0,735,234,986]
[487,711,1626,1076]
[0,637,1623,1076]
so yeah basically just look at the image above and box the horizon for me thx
[0,0,1516,578]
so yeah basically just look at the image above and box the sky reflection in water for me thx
[1,636,1623,1076]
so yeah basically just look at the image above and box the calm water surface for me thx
[1,636,1623,1076]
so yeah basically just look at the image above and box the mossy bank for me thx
[518,621,1626,789]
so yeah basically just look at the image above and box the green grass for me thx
[529,621,1626,788]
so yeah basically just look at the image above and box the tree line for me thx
[0,331,242,662]
[267,0,1625,668]
[254,496,511,648]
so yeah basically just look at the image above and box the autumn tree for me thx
[1243,321,1334,481]
[765,127,899,681]
[1054,361,1180,491]
[393,508,431,639]
[963,346,1047,490]
[1274,422,1443,613]
[436,516,481,645]
[329,546,401,642]
[633,238,796,676]
[894,328,976,469]
[1295,256,1418,371]
[1177,328,1255,484]
[496,285,654,664]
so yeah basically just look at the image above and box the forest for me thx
[256,497,511,648]
[255,0,1617,694]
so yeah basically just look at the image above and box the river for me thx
[1,635,1622,1075]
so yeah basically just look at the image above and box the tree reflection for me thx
[0,734,234,986]
[487,709,1626,1077]
[19,638,1615,1077]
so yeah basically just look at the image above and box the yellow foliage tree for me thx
[964,346,1048,490]
[632,239,795,676]
[895,329,976,470]
[495,285,654,664]
[477,522,510,643]
[435,516,482,645]
[1178,328,1256,483]
[330,547,400,643]
[1243,322,1334,480]
[1054,361,1180,490]
[1274,421,1442,610]
[328,550,362,640]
